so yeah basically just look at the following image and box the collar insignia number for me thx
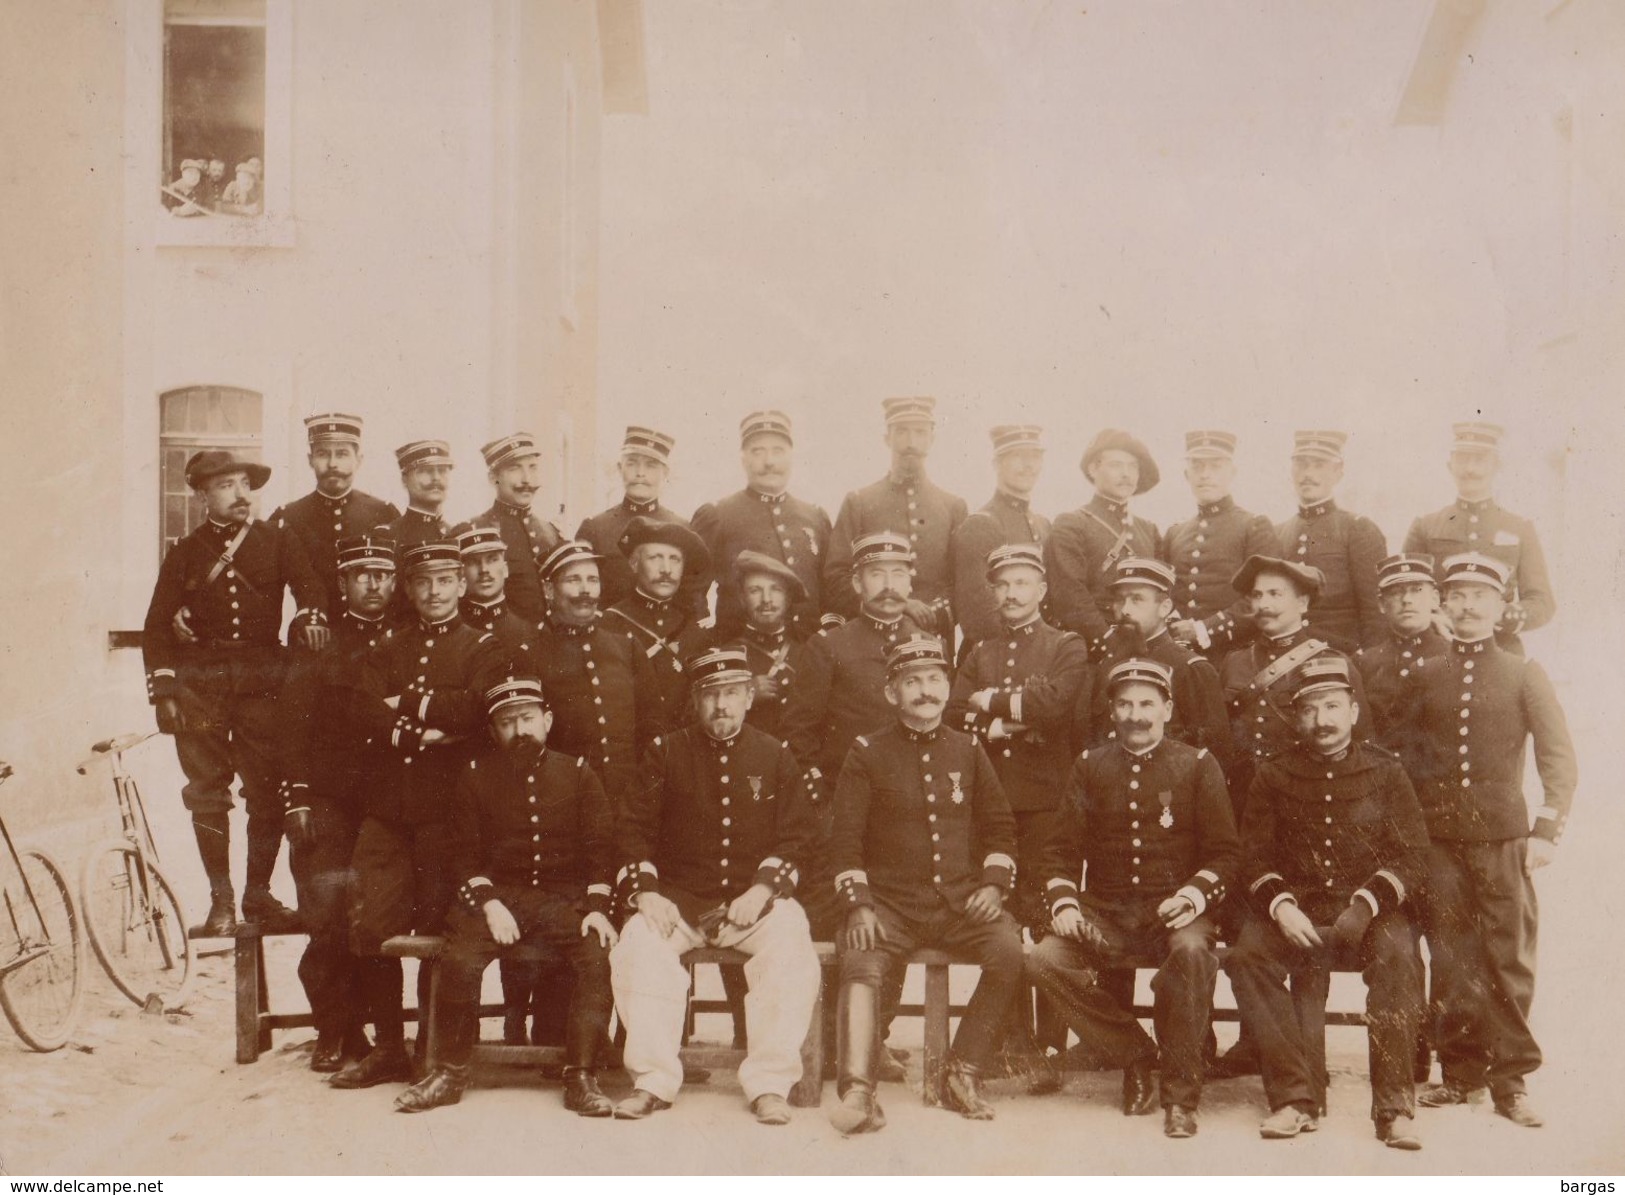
[949,772,964,804]
[749,776,764,801]
[1159,790,1174,829]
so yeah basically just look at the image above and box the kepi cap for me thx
[403,541,461,575]
[621,426,675,465]
[850,531,915,572]
[1111,556,1175,593]
[885,633,949,679]
[1184,430,1237,460]
[485,676,547,716]
[1292,655,1354,702]
[882,396,937,428]
[1451,422,1504,453]
[739,410,793,448]
[396,440,454,471]
[541,539,602,582]
[688,647,754,690]
[455,524,506,559]
[1440,552,1511,594]
[1106,657,1174,698]
[336,534,396,572]
[1376,553,1437,591]
[480,433,541,472]
[1291,430,1348,462]
[305,412,363,446]
[990,425,1044,457]
[984,542,1045,582]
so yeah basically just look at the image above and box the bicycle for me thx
[77,732,193,1009]
[0,760,85,1050]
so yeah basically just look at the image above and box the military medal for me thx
[749,776,764,801]
[949,772,964,804]
[1158,791,1174,829]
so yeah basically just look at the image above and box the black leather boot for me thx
[189,812,237,937]
[943,1058,996,1121]
[394,1063,471,1112]
[242,815,300,932]
[829,983,885,1135]
[563,1067,613,1117]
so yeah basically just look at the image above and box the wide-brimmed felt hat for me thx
[1231,554,1325,598]
[731,549,807,601]
[1080,429,1159,494]
[617,516,711,574]
[185,450,270,491]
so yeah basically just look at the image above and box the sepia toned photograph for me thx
[1,0,1622,1182]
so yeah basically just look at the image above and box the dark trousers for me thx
[1010,809,1061,933]
[347,816,454,1046]
[1027,904,1219,1108]
[839,903,1024,1071]
[1228,911,1423,1122]
[170,668,282,818]
[1420,838,1540,1096]
[436,892,612,1069]
[289,796,363,1040]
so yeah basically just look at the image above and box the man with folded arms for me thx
[1028,657,1237,1138]
[1228,655,1430,1149]
[609,648,821,1125]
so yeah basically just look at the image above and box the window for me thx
[153,0,292,246]
[158,386,263,556]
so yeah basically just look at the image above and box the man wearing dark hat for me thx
[269,413,400,616]
[1089,558,1230,768]
[605,516,712,739]
[378,440,455,552]
[455,524,539,667]
[1354,554,1451,764]
[1045,428,1162,657]
[1403,422,1555,654]
[949,543,1089,935]
[693,410,832,639]
[142,450,329,936]
[331,541,508,1091]
[1274,430,1387,652]
[1228,655,1430,1149]
[824,397,969,638]
[466,433,563,623]
[951,425,1052,651]
[1028,657,1238,1138]
[610,648,822,1125]
[278,534,397,1071]
[827,634,1022,1131]
[395,677,620,1117]
[1412,554,1577,1128]
[1164,430,1281,657]
[719,550,811,741]
[576,426,705,613]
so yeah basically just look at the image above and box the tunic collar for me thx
[899,721,942,743]
[1452,636,1492,655]
[993,489,1031,513]
[1197,495,1235,518]
[1455,496,1497,514]
[494,499,532,520]
[405,506,441,523]
[1298,499,1337,519]
[749,488,787,507]
[621,495,659,516]
[1088,494,1131,521]
[417,613,459,634]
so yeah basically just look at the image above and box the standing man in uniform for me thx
[604,517,712,740]
[143,450,329,936]
[279,534,396,1071]
[576,426,704,613]
[1045,429,1162,658]
[1090,558,1230,765]
[827,634,1023,1131]
[331,542,507,1090]
[824,397,968,640]
[394,677,620,1116]
[1403,422,1555,654]
[379,440,455,552]
[610,648,822,1125]
[1164,430,1281,658]
[1028,658,1238,1138]
[693,410,832,640]
[951,425,1051,653]
[269,413,399,616]
[1413,554,1577,1127]
[719,550,811,741]
[1354,553,1450,761]
[1228,656,1431,1149]
[468,432,563,623]
[1273,430,1387,652]
[454,524,539,669]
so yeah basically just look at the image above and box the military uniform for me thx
[692,489,832,639]
[1029,723,1238,1112]
[465,499,563,624]
[1404,499,1553,653]
[605,591,709,740]
[142,493,328,919]
[1413,627,1576,1100]
[1046,495,1161,655]
[431,736,618,1083]
[272,488,399,615]
[1163,495,1281,656]
[533,615,647,811]
[1229,732,1430,1126]
[1274,498,1387,652]
[578,497,704,613]
[825,477,968,625]
[828,718,1023,1077]
[726,622,804,741]
[612,706,822,1107]
[1354,625,1451,773]
[459,596,539,670]
[1091,626,1230,768]
[376,507,451,624]
[951,492,1051,648]
[949,611,1090,929]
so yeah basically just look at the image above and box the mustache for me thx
[873,589,906,603]
[1120,720,1153,733]
[907,695,943,708]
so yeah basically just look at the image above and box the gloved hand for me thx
[1324,898,1375,954]
[155,696,186,735]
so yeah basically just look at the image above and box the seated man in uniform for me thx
[827,634,1024,1132]
[395,677,619,1116]
[455,524,540,667]
[1227,656,1430,1149]
[609,648,822,1125]
[1028,658,1238,1139]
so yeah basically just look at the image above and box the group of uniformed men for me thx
[140,398,1576,1149]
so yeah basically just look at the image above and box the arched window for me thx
[158,385,263,555]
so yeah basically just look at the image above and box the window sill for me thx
[154,210,296,249]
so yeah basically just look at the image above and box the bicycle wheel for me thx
[0,849,86,1051]
[80,842,193,1009]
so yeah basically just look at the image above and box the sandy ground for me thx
[3,932,1623,1178]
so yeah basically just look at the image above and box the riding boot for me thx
[829,983,885,1134]
[189,811,236,936]
[241,815,300,932]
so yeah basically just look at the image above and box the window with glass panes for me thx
[159,386,263,556]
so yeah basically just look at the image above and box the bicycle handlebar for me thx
[77,731,157,775]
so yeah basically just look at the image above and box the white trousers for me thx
[610,898,821,1103]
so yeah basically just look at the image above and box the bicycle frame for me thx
[82,737,181,976]
[0,781,52,977]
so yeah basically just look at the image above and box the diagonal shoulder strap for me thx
[1246,638,1328,695]
[204,521,253,588]
[1079,507,1134,573]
